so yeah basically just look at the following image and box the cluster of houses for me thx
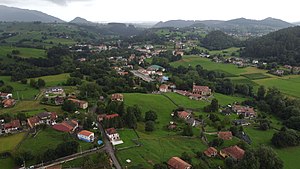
[162,84,212,101]
[0,119,21,134]
[0,92,15,108]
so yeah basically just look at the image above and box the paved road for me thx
[130,70,154,82]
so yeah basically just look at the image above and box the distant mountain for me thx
[0,5,64,23]
[201,30,241,50]
[69,17,94,25]
[293,22,300,25]
[153,18,294,35]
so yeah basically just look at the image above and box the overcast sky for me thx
[0,0,299,23]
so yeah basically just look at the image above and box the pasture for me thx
[0,46,46,58]
[36,73,70,87]
[0,132,26,153]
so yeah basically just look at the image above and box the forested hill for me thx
[241,26,300,66]
[201,30,241,50]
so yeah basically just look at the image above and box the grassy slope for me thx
[36,73,69,87]
[0,46,46,58]
[0,76,39,100]
[0,157,15,169]
[0,132,26,153]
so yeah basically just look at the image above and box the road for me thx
[130,70,154,82]
[91,105,122,169]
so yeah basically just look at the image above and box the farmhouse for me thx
[204,147,218,157]
[233,119,250,126]
[0,92,12,99]
[167,157,192,169]
[2,99,16,108]
[220,145,245,160]
[45,87,64,95]
[159,84,169,93]
[218,131,233,140]
[77,130,94,142]
[98,113,119,122]
[111,93,124,102]
[177,111,191,120]
[53,120,78,133]
[68,98,88,109]
[192,84,211,96]
[232,105,256,118]
[27,112,58,128]
[105,127,123,145]
[3,120,21,133]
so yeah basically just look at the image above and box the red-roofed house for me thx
[68,98,88,109]
[167,157,191,169]
[53,120,78,133]
[98,114,119,122]
[232,105,256,118]
[4,120,21,133]
[218,131,233,140]
[2,99,16,108]
[204,147,218,157]
[77,130,94,142]
[111,94,124,102]
[105,127,123,145]
[27,112,58,128]
[177,111,191,120]
[192,84,211,96]
[159,84,169,93]
[220,145,245,160]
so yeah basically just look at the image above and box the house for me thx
[111,94,124,102]
[159,84,169,93]
[27,112,58,128]
[232,105,256,118]
[2,99,16,108]
[204,147,218,157]
[220,145,245,160]
[105,127,123,145]
[167,157,191,169]
[192,84,211,96]
[173,50,184,56]
[98,114,119,122]
[54,96,64,105]
[218,131,233,140]
[53,120,78,133]
[188,93,202,100]
[68,98,88,109]
[274,70,284,76]
[4,120,21,133]
[233,119,250,126]
[45,87,64,95]
[77,130,94,143]
[177,111,191,120]
[0,93,12,100]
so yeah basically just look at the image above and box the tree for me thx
[254,146,283,169]
[66,77,82,86]
[145,120,155,132]
[145,110,158,121]
[123,112,137,129]
[181,152,192,164]
[285,116,300,130]
[0,85,13,93]
[210,99,219,112]
[271,127,300,148]
[238,151,260,169]
[30,79,36,88]
[182,124,193,136]
[55,141,79,158]
[37,78,46,88]
[209,138,224,147]
[62,100,77,113]
[257,86,266,100]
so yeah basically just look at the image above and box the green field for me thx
[0,100,64,115]
[36,73,70,87]
[242,73,271,80]
[254,76,300,98]
[171,55,246,75]
[0,157,15,169]
[0,132,26,153]
[116,129,139,149]
[0,76,39,100]
[0,46,46,58]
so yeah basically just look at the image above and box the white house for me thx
[0,93,13,100]
[105,128,123,145]
[77,130,94,143]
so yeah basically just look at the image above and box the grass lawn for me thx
[164,92,208,110]
[0,100,64,115]
[0,46,46,58]
[254,76,300,98]
[0,157,15,169]
[242,73,271,80]
[0,132,26,153]
[275,146,300,169]
[213,93,248,106]
[230,77,258,86]
[0,76,39,100]
[33,73,70,87]
[170,55,246,75]
[116,129,139,149]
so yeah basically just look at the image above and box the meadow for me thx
[0,132,26,153]
[36,73,69,87]
[0,46,46,58]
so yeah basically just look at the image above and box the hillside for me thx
[0,5,64,23]
[241,26,300,66]
[201,30,241,50]
[69,17,94,25]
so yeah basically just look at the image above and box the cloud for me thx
[43,0,91,6]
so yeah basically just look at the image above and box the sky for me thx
[0,0,299,23]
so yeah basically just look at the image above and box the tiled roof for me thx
[221,145,245,160]
[204,147,217,157]
[78,130,94,137]
[106,128,117,135]
[167,157,191,169]
[177,111,190,119]
[218,131,233,140]
[105,114,119,119]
